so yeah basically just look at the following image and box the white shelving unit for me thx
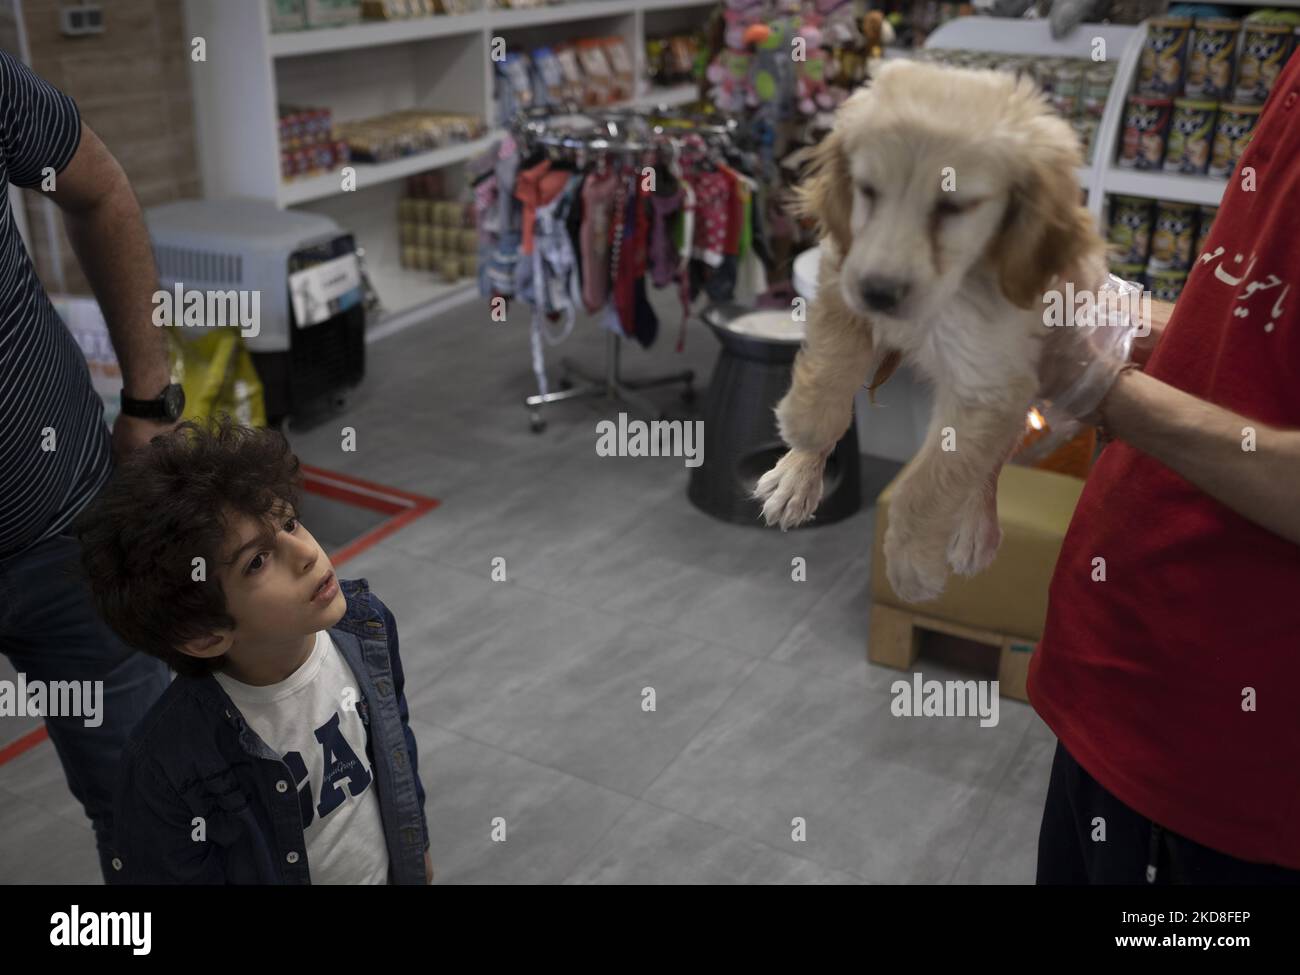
[925,16,1234,219]
[183,0,713,328]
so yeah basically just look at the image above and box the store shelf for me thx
[279,133,502,206]
[185,0,718,322]
[268,13,485,58]
[1102,169,1227,207]
[367,266,478,334]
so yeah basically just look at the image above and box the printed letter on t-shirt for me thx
[315,711,372,818]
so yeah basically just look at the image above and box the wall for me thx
[11,0,200,295]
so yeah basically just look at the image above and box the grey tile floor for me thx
[0,292,1059,884]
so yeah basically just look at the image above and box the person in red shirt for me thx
[1031,51,1300,884]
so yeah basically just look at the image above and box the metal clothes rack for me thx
[510,106,741,432]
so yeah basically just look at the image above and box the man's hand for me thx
[1036,274,1146,424]
[424,849,434,885]
[111,413,176,463]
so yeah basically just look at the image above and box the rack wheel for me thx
[558,377,573,391]
[529,413,546,434]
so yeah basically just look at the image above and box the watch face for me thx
[163,384,185,420]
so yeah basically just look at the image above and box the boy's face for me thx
[216,504,348,646]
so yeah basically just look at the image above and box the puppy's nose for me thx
[860,276,910,314]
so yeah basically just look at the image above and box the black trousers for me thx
[1036,740,1300,885]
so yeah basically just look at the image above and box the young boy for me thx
[76,418,431,884]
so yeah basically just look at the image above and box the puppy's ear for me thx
[791,128,853,256]
[990,130,1106,309]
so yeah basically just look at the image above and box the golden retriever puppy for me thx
[754,58,1108,603]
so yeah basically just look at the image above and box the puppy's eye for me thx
[857,183,877,202]
[935,198,968,217]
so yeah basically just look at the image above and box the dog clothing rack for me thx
[508,107,747,432]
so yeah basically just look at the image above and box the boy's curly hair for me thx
[76,417,301,677]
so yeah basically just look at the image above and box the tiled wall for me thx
[14,0,200,295]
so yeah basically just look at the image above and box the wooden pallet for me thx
[867,602,1036,702]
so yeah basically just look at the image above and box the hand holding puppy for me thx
[1036,274,1147,425]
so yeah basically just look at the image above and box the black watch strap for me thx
[120,383,185,421]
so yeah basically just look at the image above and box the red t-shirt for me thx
[1028,53,1300,869]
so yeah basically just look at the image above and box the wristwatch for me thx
[120,383,185,422]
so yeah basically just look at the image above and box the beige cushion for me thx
[869,464,1085,639]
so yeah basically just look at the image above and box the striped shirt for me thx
[0,51,111,560]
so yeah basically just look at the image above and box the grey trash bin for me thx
[687,304,861,527]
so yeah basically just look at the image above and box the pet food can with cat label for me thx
[1110,261,1148,290]
[1149,268,1188,302]
[1149,201,1197,270]
[1138,16,1193,96]
[1082,62,1115,116]
[1234,22,1293,103]
[1108,196,1154,263]
[1119,95,1173,169]
[1186,18,1241,99]
[1195,205,1219,258]
[1164,98,1217,174]
[1208,102,1263,177]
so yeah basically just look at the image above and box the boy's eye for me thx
[246,553,267,574]
[284,516,298,533]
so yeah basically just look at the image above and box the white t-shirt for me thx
[215,630,390,885]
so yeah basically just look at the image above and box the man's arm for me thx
[1096,369,1300,545]
[46,122,174,456]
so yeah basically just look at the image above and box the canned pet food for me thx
[1110,261,1148,290]
[1209,102,1263,177]
[1082,62,1115,117]
[1138,16,1192,96]
[1195,205,1218,258]
[1052,62,1084,117]
[1235,23,1293,103]
[1150,268,1188,302]
[1149,201,1197,271]
[1186,18,1240,99]
[1119,95,1173,170]
[1164,98,1217,174]
[1072,115,1099,164]
[1108,196,1154,263]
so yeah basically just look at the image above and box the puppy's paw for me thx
[947,493,1002,577]
[753,449,826,531]
[883,522,949,604]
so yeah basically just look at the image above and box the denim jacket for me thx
[108,579,428,884]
